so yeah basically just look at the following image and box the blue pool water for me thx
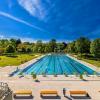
[17,54,96,75]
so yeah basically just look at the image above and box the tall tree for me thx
[10,38,17,48]
[16,39,21,46]
[17,44,26,52]
[75,37,90,54]
[0,48,5,55]
[67,41,76,53]
[44,44,51,53]
[56,43,66,53]
[5,45,15,53]
[49,39,57,52]
[90,38,100,57]
[34,40,43,53]
[0,39,9,48]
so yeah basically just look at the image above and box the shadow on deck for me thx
[71,95,91,99]
[41,95,61,99]
[14,95,34,100]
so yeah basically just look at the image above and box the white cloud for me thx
[0,34,33,42]
[21,37,35,42]
[18,0,46,20]
[0,11,49,33]
[0,34,5,39]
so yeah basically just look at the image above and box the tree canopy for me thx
[0,37,99,58]
[75,37,90,54]
[5,45,15,53]
[90,38,100,57]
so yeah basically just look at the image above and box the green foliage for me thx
[44,44,51,53]
[0,48,5,55]
[18,72,23,76]
[16,39,21,45]
[32,39,67,53]
[57,42,67,53]
[79,74,83,80]
[31,72,37,79]
[79,57,100,67]
[0,39,10,48]
[26,47,32,53]
[67,41,76,53]
[17,44,26,52]
[17,43,32,53]
[0,37,99,64]
[49,39,57,52]
[42,72,46,77]
[93,71,97,75]
[31,72,34,75]
[73,71,79,77]
[33,40,43,53]
[63,72,68,77]
[10,38,17,47]
[0,53,40,67]
[75,37,90,54]
[90,38,100,57]
[5,45,15,53]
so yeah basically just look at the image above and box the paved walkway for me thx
[0,75,100,100]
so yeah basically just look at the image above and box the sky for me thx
[0,0,100,42]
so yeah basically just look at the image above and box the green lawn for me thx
[81,58,100,67]
[0,53,42,67]
[71,54,100,68]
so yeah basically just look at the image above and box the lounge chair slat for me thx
[14,90,32,95]
[40,90,58,95]
[70,90,88,97]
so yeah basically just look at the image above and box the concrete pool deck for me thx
[0,54,100,100]
[0,75,100,100]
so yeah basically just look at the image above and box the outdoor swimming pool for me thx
[17,54,96,75]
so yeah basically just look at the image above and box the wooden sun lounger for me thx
[40,90,58,96]
[14,90,32,97]
[70,90,88,96]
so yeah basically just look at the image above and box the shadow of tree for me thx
[6,55,18,58]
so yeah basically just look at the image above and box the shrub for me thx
[93,71,97,75]
[73,72,78,76]
[18,72,23,76]
[64,72,68,77]
[31,72,37,79]
[79,74,83,80]
[5,45,15,53]
[0,48,4,55]
[42,72,46,77]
